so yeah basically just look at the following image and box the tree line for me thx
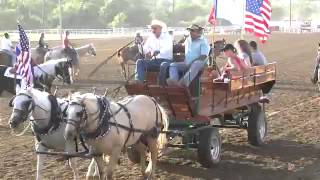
[0,0,318,30]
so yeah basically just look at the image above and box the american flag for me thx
[16,23,33,87]
[208,0,218,25]
[244,0,272,43]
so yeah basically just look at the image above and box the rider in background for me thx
[234,39,253,66]
[38,33,47,48]
[249,41,268,66]
[63,30,73,53]
[1,32,15,65]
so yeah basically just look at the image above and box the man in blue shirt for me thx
[166,24,209,87]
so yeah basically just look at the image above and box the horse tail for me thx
[157,103,169,151]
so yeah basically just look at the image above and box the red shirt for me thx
[63,36,69,48]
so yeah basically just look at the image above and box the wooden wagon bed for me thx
[125,62,276,122]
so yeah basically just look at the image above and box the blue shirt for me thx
[184,36,210,65]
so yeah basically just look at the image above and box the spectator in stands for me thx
[249,41,268,66]
[234,39,253,66]
[134,20,173,83]
[38,32,47,48]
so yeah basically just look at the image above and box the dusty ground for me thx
[1,33,320,180]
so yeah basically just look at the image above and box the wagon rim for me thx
[210,135,220,160]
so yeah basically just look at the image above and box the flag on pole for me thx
[16,23,33,88]
[208,0,218,25]
[244,0,272,43]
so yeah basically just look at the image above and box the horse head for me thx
[55,59,73,85]
[89,43,97,56]
[65,93,98,141]
[9,89,34,129]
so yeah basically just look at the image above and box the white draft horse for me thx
[65,93,169,179]
[8,88,80,180]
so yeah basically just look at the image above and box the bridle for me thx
[67,100,99,133]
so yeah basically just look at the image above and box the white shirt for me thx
[143,32,173,60]
[1,38,13,51]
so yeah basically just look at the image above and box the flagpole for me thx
[211,0,217,49]
[241,0,246,39]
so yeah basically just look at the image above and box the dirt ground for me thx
[1,33,320,180]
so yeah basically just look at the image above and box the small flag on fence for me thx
[244,0,272,43]
[15,23,33,88]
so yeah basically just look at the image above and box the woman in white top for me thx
[234,39,253,67]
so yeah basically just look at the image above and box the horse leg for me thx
[120,62,127,80]
[86,158,97,179]
[35,143,47,180]
[135,142,147,177]
[106,147,122,180]
[94,156,106,180]
[144,138,158,179]
[68,158,80,180]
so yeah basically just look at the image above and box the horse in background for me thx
[44,47,80,76]
[117,42,144,79]
[311,43,320,90]
[0,50,14,66]
[0,58,73,96]
[75,43,96,57]
[65,93,169,179]
[32,46,50,65]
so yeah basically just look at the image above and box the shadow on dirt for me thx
[157,140,319,180]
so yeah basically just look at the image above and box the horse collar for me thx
[32,95,65,139]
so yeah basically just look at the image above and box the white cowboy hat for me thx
[148,20,168,31]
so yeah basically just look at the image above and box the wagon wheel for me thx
[247,103,267,146]
[126,146,141,164]
[198,127,221,168]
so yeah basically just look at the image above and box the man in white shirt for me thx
[1,33,15,65]
[135,20,173,83]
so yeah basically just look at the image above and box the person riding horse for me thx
[1,32,15,66]
[63,30,73,55]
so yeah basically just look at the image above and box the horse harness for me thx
[72,96,164,149]
[32,95,68,142]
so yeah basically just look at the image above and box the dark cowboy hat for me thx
[222,44,236,52]
[187,24,204,31]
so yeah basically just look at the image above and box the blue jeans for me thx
[135,58,171,82]
[169,60,206,87]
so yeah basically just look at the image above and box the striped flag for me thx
[16,23,33,88]
[208,0,218,25]
[244,0,272,43]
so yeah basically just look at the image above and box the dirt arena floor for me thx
[1,33,320,180]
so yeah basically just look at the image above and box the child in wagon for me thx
[215,44,249,81]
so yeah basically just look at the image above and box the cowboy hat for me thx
[187,24,204,31]
[148,20,167,31]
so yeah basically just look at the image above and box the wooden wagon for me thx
[124,45,276,167]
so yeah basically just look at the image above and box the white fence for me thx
[1,25,320,42]
[0,27,188,41]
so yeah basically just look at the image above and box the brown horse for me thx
[117,43,144,79]
[311,43,320,88]
[0,51,14,66]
